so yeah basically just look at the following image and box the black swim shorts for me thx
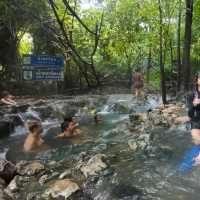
[191,121,200,129]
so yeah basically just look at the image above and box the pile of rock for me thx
[129,103,188,132]
[0,153,109,200]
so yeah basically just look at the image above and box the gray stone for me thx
[0,160,16,183]
[80,154,107,178]
[128,140,138,151]
[43,179,80,199]
[38,175,48,186]
[59,170,72,179]
[16,161,46,176]
[6,175,20,193]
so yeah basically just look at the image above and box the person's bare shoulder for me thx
[24,134,35,152]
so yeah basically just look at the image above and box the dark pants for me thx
[191,121,200,129]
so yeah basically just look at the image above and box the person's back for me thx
[24,121,44,152]
[132,70,143,97]
[133,72,142,82]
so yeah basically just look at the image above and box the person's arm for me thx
[187,93,194,119]
[68,122,79,131]
[8,99,17,105]
[1,98,15,106]
[55,132,66,138]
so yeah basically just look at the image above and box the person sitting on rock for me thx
[55,116,81,138]
[24,121,44,152]
[1,91,17,106]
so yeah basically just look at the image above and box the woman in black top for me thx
[188,72,200,145]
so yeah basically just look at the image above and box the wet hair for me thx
[63,116,73,122]
[27,121,42,133]
[135,68,140,72]
[1,91,10,98]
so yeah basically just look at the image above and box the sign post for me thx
[22,55,64,81]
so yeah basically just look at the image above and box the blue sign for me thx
[23,69,64,81]
[23,54,64,81]
[23,55,64,68]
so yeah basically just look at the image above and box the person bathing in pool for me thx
[24,121,44,152]
[1,91,17,107]
[55,116,81,138]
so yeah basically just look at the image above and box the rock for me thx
[26,192,42,200]
[38,171,60,186]
[162,104,183,114]
[4,175,21,199]
[129,113,147,123]
[128,134,150,152]
[33,105,54,119]
[4,175,33,199]
[0,160,16,183]
[43,179,80,199]
[0,189,9,200]
[16,161,46,176]
[112,103,129,113]
[38,175,49,186]
[0,120,14,138]
[148,111,169,127]
[174,116,190,124]
[80,154,107,178]
[128,140,138,151]
[59,170,72,179]
[9,114,24,126]
[6,175,19,193]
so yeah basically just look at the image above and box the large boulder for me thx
[16,161,46,176]
[0,160,16,183]
[80,154,107,178]
[174,116,190,124]
[43,179,80,199]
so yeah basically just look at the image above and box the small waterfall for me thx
[24,107,41,121]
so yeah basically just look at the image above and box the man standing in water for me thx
[132,68,143,97]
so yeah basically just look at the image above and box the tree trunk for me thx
[158,0,167,104]
[183,0,193,91]
[169,39,174,72]
[177,0,182,90]
[146,47,152,83]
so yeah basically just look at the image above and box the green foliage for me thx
[1,0,200,88]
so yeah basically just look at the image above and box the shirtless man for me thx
[24,121,44,152]
[132,69,143,97]
[55,116,81,138]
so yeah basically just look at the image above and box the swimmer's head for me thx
[1,91,11,99]
[63,116,73,122]
[28,121,43,134]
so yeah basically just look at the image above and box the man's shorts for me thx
[191,121,200,129]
